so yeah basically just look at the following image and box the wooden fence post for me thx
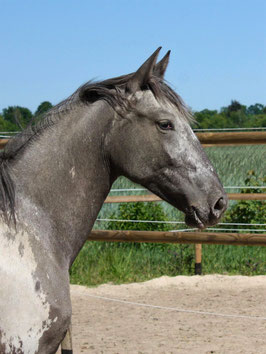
[195,244,202,275]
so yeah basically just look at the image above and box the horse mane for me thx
[0,74,192,223]
[0,159,15,224]
[79,74,193,122]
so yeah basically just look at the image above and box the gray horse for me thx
[0,48,227,353]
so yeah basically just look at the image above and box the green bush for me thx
[223,170,266,229]
[107,201,172,231]
[100,202,175,251]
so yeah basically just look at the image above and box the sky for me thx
[0,0,265,113]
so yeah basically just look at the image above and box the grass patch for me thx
[70,242,266,286]
[70,242,195,286]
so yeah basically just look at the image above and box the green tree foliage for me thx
[194,109,228,129]
[193,100,266,129]
[35,101,53,116]
[247,103,264,115]
[2,106,33,129]
[249,114,266,128]
[227,100,244,113]
[0,114,17,131]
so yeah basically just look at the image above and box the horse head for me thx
[98,48,227,228]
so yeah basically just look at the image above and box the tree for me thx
[193,110,228,129]
[243,113,266,128]
[35,101,53,116]
[0,114,17,131]
[2,106,33,129]
[227,100,243,113]
[247,103,264,115]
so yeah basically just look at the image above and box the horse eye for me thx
[158,121,174,130]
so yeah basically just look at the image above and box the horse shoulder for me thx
[0,223,71,353]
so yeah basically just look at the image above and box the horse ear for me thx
[126,47,162,93]
[153,50,171,79]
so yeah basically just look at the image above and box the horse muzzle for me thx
[185,194,228,229]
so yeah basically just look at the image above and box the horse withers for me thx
[0,48,227,353]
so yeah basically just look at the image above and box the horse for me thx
[0,47,227,353]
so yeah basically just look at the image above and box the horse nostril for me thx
[209,195,228,224]
[214,196,226,212]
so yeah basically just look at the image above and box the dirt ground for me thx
[68,275,266,353]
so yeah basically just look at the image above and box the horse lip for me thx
[193,209,205,228]
[185,207,205,229]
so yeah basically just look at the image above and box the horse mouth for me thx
[185,207,206,229]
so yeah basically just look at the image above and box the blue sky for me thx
[1,0,265,113]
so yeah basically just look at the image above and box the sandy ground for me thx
[67,275,266,353]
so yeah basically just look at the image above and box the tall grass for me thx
[70,242,266,286]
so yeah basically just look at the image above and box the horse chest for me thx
[0,228,56,353]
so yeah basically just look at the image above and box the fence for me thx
[88,229,266,246]
[0,131,265,274]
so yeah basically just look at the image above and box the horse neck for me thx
[11,101,115,266]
